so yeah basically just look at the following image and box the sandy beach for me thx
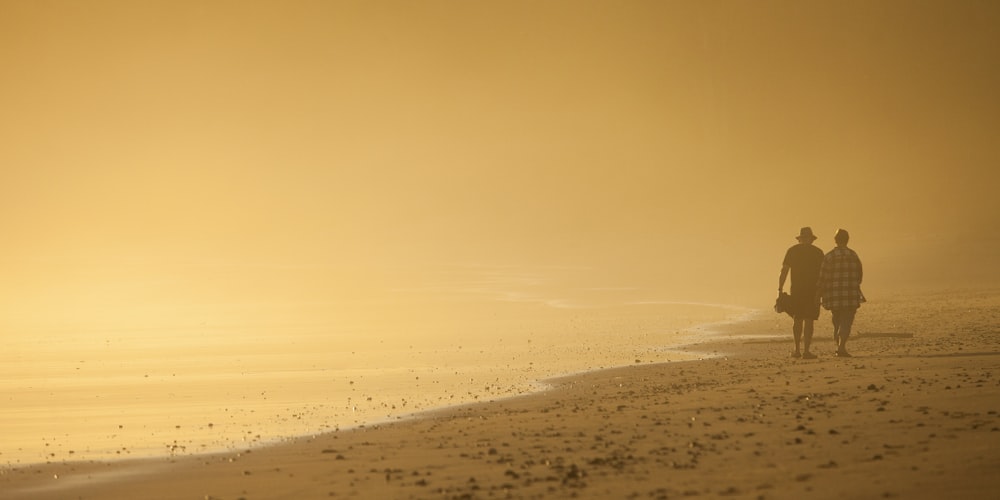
[2,287,997,499]
[4,1,999,498]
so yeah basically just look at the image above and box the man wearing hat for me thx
[816,229,865,357]
[779,227,824,359]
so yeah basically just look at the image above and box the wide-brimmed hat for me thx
[796,227,817,242]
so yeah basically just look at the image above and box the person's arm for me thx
[779,248,793,293]
[815,258,828,304]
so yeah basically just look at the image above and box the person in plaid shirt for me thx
[816,229,864,357]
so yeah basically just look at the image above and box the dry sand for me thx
[2,288,998,499]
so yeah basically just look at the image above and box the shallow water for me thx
[0,266,747,466]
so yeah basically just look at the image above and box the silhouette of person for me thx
[779,227,824,359]
[816,229,864,357]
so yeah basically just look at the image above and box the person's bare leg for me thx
[802,319,816,358]
[838,309,856,356]
[792,317,803,357]
[832,311,841,350]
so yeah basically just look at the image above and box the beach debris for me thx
[560,463,586,485]
[719,486,741,496]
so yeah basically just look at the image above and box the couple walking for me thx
[778,227,864,359]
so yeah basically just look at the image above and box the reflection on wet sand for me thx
[1,267,744,466]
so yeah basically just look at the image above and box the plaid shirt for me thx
[816,246,864,310]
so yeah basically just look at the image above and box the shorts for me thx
[791,292,820,321]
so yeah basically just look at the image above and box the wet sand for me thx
[0,290,740,466]
[2,288,998,499]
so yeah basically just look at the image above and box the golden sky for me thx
[2,1,998,327]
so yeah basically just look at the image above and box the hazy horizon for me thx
[3,0,999,334]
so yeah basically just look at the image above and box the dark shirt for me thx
[783,243,824,295]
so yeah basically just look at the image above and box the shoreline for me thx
[2,288,999,498]
[0,304,757,497]
[0,300,745,468]
[0,300,749,469]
